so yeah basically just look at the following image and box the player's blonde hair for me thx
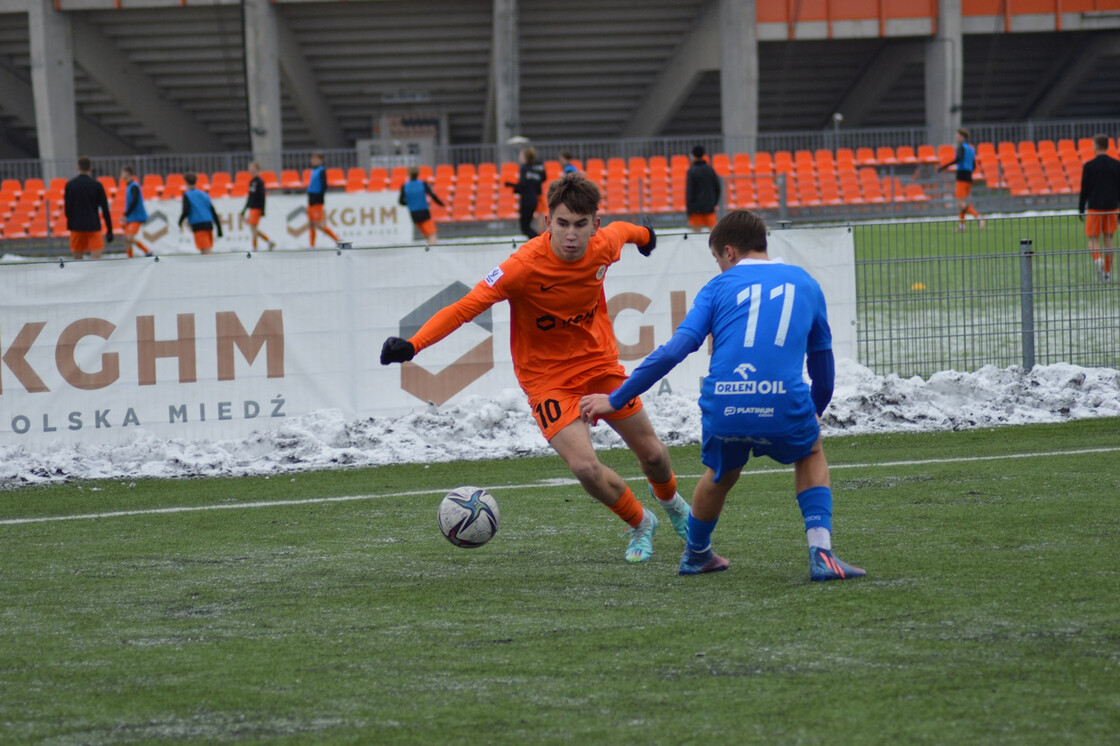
[709,209,768,256]
[546,173,600,216]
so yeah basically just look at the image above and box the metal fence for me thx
[3,117,1117,183]
[852,214,1120,378]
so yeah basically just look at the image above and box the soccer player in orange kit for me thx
[381,173,690,563]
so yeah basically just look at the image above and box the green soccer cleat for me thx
[809,547,866,582]
[650,485,690,541]
[623,511,658,563]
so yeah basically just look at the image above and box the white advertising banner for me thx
[0,228,855,448]
[136,191,412,253]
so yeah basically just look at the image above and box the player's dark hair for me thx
[522,147,538,164]
[546,173,600,216]
[692,145,706,159]
[407,166,420,178]
[559,150,573,161]
[709,209,768,256]
[957,128,970,140]
[121,165,135,176]
[1092,133,1109,151]
[77,156,92,172]
[184,172,197,186]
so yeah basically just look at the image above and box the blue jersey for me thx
[956,142,976,176]
[123,180,148,223]
[308,165,327,203]
[401,179,431,212]
[182,188,216,228]
[676,258,832,437]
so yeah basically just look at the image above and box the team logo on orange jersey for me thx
[397,282,494,405]
[596,266,607,280]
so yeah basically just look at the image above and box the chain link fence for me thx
[853,214,1120,377]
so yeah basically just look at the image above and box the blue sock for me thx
[686,512,719,553]
[796,486,833,532]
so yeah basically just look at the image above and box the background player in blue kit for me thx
[580,208,865,581]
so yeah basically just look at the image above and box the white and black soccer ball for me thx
[437,486,500,548]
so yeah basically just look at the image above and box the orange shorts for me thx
[69,231,104,254]
[688,212,717,228]
[415,218,436,237]
[247,208,263,227]
[1085,209,1118,237]
[123,221,142,236]
[307,204,325,223]
[193,228,214,251]
[955,181,973,199]
[528,371,643,441]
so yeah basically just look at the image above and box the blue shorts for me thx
[701,417,820,482]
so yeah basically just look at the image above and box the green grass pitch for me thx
[1,417,1118,744]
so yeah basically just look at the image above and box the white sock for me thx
[807,527,831,550]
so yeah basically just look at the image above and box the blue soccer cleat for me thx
[678,547,730,575]
[809,547,866,582]
[623,511,658,563]
[649,485,690,541]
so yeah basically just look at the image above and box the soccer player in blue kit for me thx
[579,209,865,581]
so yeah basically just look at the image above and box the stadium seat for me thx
[142,173,164,198]
[875,146,898,165]
[753,152,774,176]
[164,173,186,198]
[368,167,389,191]
[773,151,793,173]
[327,168,346,189]
[260,171,281,190]
[209,172,232,198]
[732,152,752,175]
[895,146,918,165]
[281,170,304,190]
[96,176,117,199]
[477,162,498,180]
[855,147,876,166]
[916,144,939,164]
[711,153,730,176]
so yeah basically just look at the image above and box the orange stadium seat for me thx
[142,173,163,198]
[895,146,918,165]
[209,172,232,198]
[164,173,186,198]
[260,171,281,190]
[368,168,388,191]
[875,146,898,165]
[855,148,876,166]
[327,168,346,189]
[732,152,752,175]
[773,151,793,173]
[281,170,304,190]
[916,144,938,164]
[753,152,774,176]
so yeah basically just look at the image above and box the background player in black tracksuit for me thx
[1079,134,1120,280]
[506,146,546,238]
[240,162,276,251]
[64,155,113,260]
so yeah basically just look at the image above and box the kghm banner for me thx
[0,229,854,448]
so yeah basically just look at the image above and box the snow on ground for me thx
[1,359,1117,488]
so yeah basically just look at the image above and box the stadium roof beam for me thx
[621,0,720,139]
[28,0,78,180]
[487,0,519,153]
[244,0,283,172]
[275,9,347,150]
[832,41,926,129]
[70,15,226,154]
[720,0,759,151]
[1022,33,1120,120]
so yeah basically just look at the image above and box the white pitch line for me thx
[1,446,1116,527]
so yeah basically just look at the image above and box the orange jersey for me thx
[409,221,650,395]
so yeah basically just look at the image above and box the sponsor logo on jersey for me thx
[484,266,504,286]
[722,407,776,418]
[715,380,787,395]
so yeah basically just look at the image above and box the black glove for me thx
[637,216,656,256]
[105,229,114,244]
[381,337,416,364]
[217,227,224,239]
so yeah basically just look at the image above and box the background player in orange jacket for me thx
[381,173,690,563]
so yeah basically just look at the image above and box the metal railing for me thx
[3,117,1116,183]
[853,214,1120,378]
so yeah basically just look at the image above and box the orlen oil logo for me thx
[398,282,493,406]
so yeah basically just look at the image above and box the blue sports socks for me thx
[685,512,719,554]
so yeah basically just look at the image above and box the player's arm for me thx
[425,182,445,207]
[1078,165,1091,217]
[179,194,190,229]
[98,186,113,240]
[580,330,702,418]
[124,184,138,218]
[806,348,835,417]
[381,279,506,364]
[604,218,656,257]
[210,201,223,238]
[939,145,963,172]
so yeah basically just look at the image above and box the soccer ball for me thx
[437,486,500,548]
